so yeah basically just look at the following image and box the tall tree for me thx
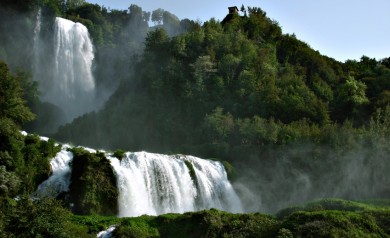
[0,61,35,126]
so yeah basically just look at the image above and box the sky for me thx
[87,0,390,62]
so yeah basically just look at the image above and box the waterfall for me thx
[37,146,73,196]
[53,17,95,98]
[38,145,243,216]
[109,152,243,217]
[33,9,41,73]
[33,17,96,122]
[97,226,116,238]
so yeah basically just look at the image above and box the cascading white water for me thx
[97,226,116,238]
[109,152,243,217]
[33,16,96,122]
[37,146,73,196]
[37,141,243,216]
[53,17,95,98]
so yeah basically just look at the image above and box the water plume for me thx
[33,16,96,122]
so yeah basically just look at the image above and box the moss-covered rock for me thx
[184,160,197,182]
[113,150,126,160]
[221,160,236,181]
[68,148,118,216]
[17,134,62,194]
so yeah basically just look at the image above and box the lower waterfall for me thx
[109,152,242,217]
[38,146,243,217]
[37,147,73,196]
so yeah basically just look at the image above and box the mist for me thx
[233,138,390,213]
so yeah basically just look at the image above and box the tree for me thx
[339,76,369,106]
[144,28,169,54]
[0,165,20,197]
[0,62,35,152]
[192,55,216,95]
[204,107,234,142]
[333,76,370,122]
[5,197,73,238]
[151,8,164,25]
[66,0,86,9]
[162,10,180,35]
[0,61,35,126]
[128,4,150,30]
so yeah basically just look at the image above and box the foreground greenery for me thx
[67,199,390,238]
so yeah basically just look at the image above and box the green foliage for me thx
[0,62,35,127]
[368,105,390,138]
[6,199,385,238]
[69,148,118,216]
[3,197,73,238]
[338,76,369,106]
[276,199,390,238]
[111,209,279,238]
[70,215,120,234]
[145,28,170,54]
[221,160,236,181]
[113,149,126,160]
[0,166,20,197]
[21,135,59,189]
[0,61,60,199]
[283,211,385,238]
[204,107,234,142]
[115,216,160,238]
[276,198,385,220]
[68,201,390,238]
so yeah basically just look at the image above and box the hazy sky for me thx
[87,0,390,62]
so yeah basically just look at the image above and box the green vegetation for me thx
[113,149,126,160]
[68,147,118,216]
[0,60,71,236]
[66,199,390,238]
[184,160,197,182]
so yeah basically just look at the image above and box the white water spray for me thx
[97,226,116,238]
[38,142,242,216]
[33,16,96,122]
[109,152,242,217]
[37,146,73,196]
[53,17,95,97]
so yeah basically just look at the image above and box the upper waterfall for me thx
[53,17,95,97]
[33,17,96,123]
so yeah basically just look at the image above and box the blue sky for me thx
[87,0,390,62]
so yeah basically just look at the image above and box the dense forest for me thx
[0,0,390,237]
